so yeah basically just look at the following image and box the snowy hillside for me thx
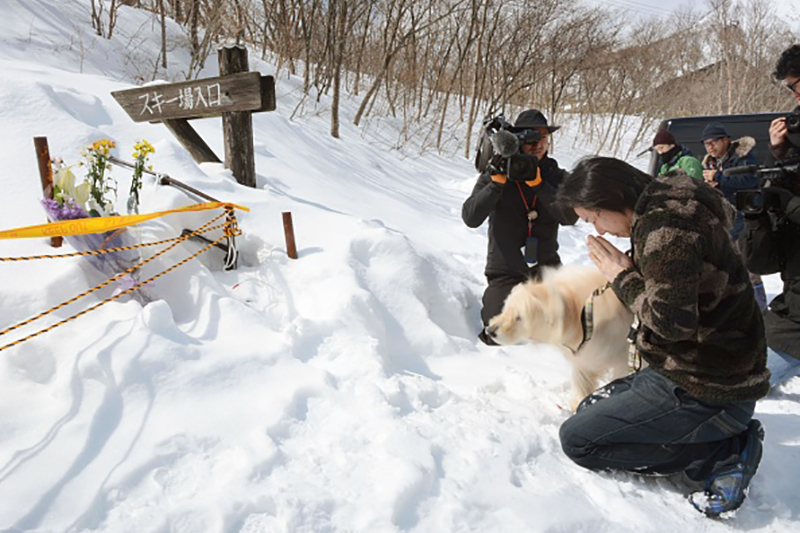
[0,1,798,532]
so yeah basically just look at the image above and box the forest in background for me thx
[95,0,798,158]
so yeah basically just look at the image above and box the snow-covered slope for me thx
[0,1,797,532]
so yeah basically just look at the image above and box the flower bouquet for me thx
[42,139,154,305]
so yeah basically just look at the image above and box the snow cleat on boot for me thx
[690,419,764,517]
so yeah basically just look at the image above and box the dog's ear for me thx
[519,284,545,321]
[542,285,566,337]
[556,283,585,347]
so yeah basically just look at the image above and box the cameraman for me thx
[744,44,800,386]
[462,109,577,345]
[769,44,800,162]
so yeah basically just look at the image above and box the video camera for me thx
[730,159,800,216]
[473,114,540,181]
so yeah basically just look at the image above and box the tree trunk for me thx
[159,0,167,69]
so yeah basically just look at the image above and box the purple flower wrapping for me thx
[42,199,151,305]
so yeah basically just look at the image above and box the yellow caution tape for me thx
[0,202,249,240]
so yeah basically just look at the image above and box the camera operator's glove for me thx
[487,154,507,184]
[764,186,800,224]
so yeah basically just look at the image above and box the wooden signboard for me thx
[110,47,276,189]
[111,71,269,123]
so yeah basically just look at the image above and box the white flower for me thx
[88,198,109,217]
[74,181,90,207]
[54,166,76,194]
[54,165,90,209]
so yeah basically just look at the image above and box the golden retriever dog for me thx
[486,265,635,411]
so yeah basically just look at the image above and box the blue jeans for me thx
[559,368,754,482]
[768,347,800,387]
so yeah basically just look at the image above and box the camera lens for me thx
[786,114,800,134]
[508,154,538,181]
[735,190,765,215]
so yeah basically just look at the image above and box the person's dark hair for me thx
[556,156,652,213]
[773,44,800,81]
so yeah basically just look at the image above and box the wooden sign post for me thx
[219,46,256,189]
[33,136,63,248]
[111,46,275,188]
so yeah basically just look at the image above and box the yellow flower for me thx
[133,139,155,157]
[89,138,115,155]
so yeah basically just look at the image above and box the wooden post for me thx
[219,45,256,188]
[282,212,298,259]
[162,119,221,163]
[33,136,63,248]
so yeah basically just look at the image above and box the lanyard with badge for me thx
[516,182,538,266]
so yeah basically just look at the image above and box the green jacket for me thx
[658,145,703,180]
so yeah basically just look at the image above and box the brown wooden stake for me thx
[33,136,63,248]
[162,119,221,164]
[282,212,298,259]
[219,45,256,188]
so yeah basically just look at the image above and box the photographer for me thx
[700,122,767,310]
[462,109,577,345]
[769,44,800,162]
[743,44,800,386]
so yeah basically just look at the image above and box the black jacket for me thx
[461,155,577,278]
[750,108,800,360]
[743,213,800,360]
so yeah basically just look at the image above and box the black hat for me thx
[652,129,676,146]
[700,122,730,141]
[511,109,560,133]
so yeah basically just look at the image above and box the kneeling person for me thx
[556,158,770,517]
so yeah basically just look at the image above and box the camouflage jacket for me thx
[612,172,770,404]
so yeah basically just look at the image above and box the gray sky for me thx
[586,0,799,21]
[584,0,697,19]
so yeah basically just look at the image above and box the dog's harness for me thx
[564,282,643,371]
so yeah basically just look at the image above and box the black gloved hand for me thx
[486,154,507,176]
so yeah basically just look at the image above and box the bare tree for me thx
[91,0,120,38]
[117,0,799,148]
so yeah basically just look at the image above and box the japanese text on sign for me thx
[139,83,223,116]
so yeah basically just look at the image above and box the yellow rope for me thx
[0,234,201,262]
[0,210,242,353]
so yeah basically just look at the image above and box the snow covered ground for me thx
[0,1,798,532]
